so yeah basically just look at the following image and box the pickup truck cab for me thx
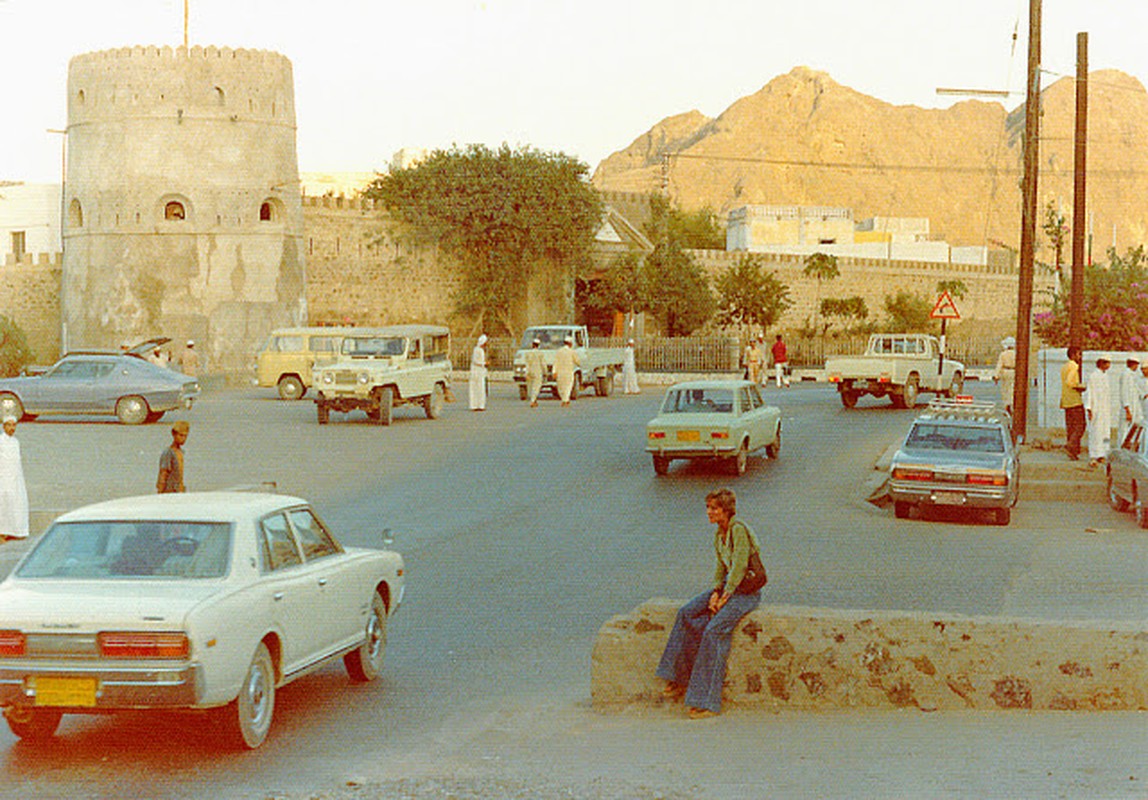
[825,333,964,409]
[512,325,624,400]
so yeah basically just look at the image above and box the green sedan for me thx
[646,380,781,476]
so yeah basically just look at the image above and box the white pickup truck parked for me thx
[824,333,964,409]
[512,325,624,400]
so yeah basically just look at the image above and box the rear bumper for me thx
[0,662,203,710]
[889,481,1013,508]
[647,445,740,459]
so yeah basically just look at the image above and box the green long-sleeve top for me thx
[713,517,760,595]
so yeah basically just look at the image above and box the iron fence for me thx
[451,333,1007,372]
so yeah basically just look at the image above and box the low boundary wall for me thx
[592,600,1148,712]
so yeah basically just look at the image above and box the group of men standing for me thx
[744,334,790,389]
[147,340,200,377]
[469,336,641,411]
[1060,346,1148,467]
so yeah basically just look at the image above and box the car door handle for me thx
[273,592,284,601]
[317,578,328,587]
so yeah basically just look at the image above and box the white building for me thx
[0,182,61,264]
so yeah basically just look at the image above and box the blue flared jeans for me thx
[655,589,761,713]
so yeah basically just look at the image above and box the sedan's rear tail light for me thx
[710,431,729,439]
[648,431,666,440]
[892,467,934,481]
[0,630,26,657]
[967,471,1008,486]
[97,632,189,659]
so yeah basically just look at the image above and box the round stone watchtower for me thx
[63,45,306,373]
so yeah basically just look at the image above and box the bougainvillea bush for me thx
[1033,246,1148,350]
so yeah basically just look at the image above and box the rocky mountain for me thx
[592,66,1148,253]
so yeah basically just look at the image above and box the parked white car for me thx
[0,492,404,749]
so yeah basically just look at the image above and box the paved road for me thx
[0,380,1144,799]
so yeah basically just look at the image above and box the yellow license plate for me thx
[35,676,97,707]
[677,430,701,442]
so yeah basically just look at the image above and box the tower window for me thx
[68,198,84,228]
[260,202,272,221]
[165,201,186,220]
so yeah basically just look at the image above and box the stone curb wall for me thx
[592,600,1148,712]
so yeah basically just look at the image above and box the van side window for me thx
[408,339,420,359]
[275,336,304,352]
[309,336,338,353]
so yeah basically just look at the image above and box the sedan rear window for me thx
[17,521,232,579]
[906,423,1005,453]
[662,388,734,414]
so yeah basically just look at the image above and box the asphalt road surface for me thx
[0,379,1145,799]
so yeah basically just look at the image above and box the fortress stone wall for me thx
[62,46,305,372]
[0,254,61,363]
[691,249,1055,332]
[303,195,460,328]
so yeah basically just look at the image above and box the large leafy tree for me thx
[1034,245,1148,349]
[803,252,840,330]
[883,291,935,332]
[714,254,792,334]
[365,143,602,337]
[584,195,716,336]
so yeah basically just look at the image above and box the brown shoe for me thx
[662,682,686,700]
[687,707,717,719]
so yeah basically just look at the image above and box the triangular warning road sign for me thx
[930,290,961,320]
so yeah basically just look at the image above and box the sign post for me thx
[930,291,962,378]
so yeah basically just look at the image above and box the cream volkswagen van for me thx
[254,327,359,400]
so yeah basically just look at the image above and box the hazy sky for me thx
[1,0,1144,183]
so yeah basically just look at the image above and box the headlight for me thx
[357,373,369,385]
[322,373,334,384]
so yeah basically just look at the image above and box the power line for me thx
[666,151,1148,179]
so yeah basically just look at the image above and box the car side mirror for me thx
[381,528,395,547]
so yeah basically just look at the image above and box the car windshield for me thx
[17,521,232,579]
[521,329,568,350]
[662,388,735,414]
[905,423,1005,453]
[343,337,406,357]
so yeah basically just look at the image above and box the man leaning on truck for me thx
[1060,346,1086,461]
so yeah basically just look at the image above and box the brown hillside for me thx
[592,67,1148,252]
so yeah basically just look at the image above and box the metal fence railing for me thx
[450,333,1007,372]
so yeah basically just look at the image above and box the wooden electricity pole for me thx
[1069,33,1088,351]
[1012,0,1041,442]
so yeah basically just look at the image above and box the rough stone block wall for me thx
[592,600,1147,712]
[0,255,62,364]
[303,197,462,327]
[691,250,1056,331]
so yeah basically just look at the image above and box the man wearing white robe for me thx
[1118,357,1142,448]
[0,416,29,540]
[468,334,488,411]
[554,337,581,407]
[1085,357,1113,466]
[622,339,640,395]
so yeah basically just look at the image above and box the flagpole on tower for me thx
[184,0,189,50]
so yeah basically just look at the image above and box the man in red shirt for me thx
[770,334,790,388]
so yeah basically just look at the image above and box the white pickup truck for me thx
[824,333,964,409]
[512,325,625,400]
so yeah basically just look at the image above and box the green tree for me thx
[820,296,868,334]
[649,195,724,250]
[364,143,602,338]
[803,252,840,330]
[642,242,715,336]
[883,291,935,332]
[0,315,33,378]
[1041,200,1070,287]
[1033,245,1148,348]
[936,279,968,300]
[714,254,792,335]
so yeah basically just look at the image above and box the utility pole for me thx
[1012,0,1041,442]
[1069,32,1087,351]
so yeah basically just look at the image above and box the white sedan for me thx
[0,492,404,749]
